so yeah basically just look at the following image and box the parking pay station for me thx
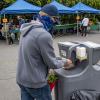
[55,41,100,100]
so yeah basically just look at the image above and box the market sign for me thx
[2,18,8,23]
[76,16,80,20]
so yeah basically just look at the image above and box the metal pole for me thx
[77,13,79,36]
[0,14,1,23]
[4,14,8,44]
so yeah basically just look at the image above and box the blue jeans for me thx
[19,84,52,100]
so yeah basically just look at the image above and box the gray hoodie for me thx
[16,21,66,88]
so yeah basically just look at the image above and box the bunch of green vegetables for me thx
[48,73,58,83]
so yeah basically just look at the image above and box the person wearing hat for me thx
[17,4,73,100]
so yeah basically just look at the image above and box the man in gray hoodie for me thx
[17,4,72,100]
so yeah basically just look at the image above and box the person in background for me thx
[17,4,73,100]
[52,17,61,36]
[8,32,15,45]
[17,16,25,27]
[8,26,15,45]
[81,16,89,37]
[53,17,61,25]
[0,23,3,39]
[33,14,38,21]
[9,19,14,28]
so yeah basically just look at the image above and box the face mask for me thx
[38,15,54,32]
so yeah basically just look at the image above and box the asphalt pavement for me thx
[0,31,100,100]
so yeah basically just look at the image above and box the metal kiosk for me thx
[55,41,100,100]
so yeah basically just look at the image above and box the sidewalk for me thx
[0,31,100,100]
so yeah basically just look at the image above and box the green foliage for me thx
[0,0,100,22]
[4,0,15,3]
[48,73,58,83]
[92,17,99,24]
[0,0,16,10]
[0,0,100,10]
[27,0,48,6]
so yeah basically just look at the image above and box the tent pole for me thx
[77,13,79,36]
[4,14,8,44]
[0,14,1,23]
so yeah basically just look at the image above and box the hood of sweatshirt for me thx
[20,20,44,37]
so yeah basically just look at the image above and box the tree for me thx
[0,0,15,10]
[0,0,100,9]
[0,0,99,21]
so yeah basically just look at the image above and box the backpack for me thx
[70,89,100,100]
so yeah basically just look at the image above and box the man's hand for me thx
[63,59,74,70]
[66,59,72,65]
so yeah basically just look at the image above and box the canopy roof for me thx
[1,0,41,14]
[72,2,100,13]
[50,0,75,13]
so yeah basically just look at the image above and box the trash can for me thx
[55,41,100,100]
